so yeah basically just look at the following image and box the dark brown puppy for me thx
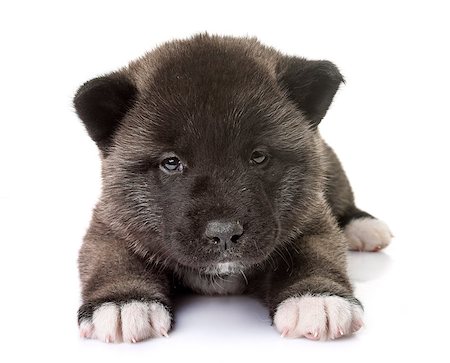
[75,34,392,342]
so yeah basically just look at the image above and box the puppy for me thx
[75,34,392,343]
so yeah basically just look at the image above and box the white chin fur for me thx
[344,217,392,252]
[215,262,237,274]
[79,301,171,343]
[274,295,364,340]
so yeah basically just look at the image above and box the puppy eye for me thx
[250,150,268,165]
[160,156,184,173]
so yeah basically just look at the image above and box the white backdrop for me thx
[1,1,449,362]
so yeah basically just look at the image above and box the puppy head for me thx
[74,35,343,273]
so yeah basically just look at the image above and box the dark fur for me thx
[75,34,374,330]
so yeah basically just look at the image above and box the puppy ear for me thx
[74,72,137,153]
[277,57,344,126]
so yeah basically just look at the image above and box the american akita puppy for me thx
[75,34,392,343]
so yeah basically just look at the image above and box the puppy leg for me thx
[266,226,364,340]
[78,218,173,343]
[322,142,393,252]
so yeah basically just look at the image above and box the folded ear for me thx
[74,72,137,153]
[277,57,344,127]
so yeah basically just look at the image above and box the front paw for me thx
[78,300,171,343]
[273,295,363,340]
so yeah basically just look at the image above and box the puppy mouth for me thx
[171,228,279,273]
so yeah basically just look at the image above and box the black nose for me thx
[205,220,244,250]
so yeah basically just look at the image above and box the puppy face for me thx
[74,35,343,273]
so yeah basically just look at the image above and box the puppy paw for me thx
[78,300,171,343]
[344,217,392,252]
[273,295,363,340]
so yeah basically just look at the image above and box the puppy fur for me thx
[74,34,391,342]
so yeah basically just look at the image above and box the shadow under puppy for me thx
[75,34,392,343]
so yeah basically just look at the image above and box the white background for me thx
[1,0,449,362]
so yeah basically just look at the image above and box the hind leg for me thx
[323,142,393,252]
[338,209,393,252]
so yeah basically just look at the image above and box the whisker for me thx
[240,270,249,285]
